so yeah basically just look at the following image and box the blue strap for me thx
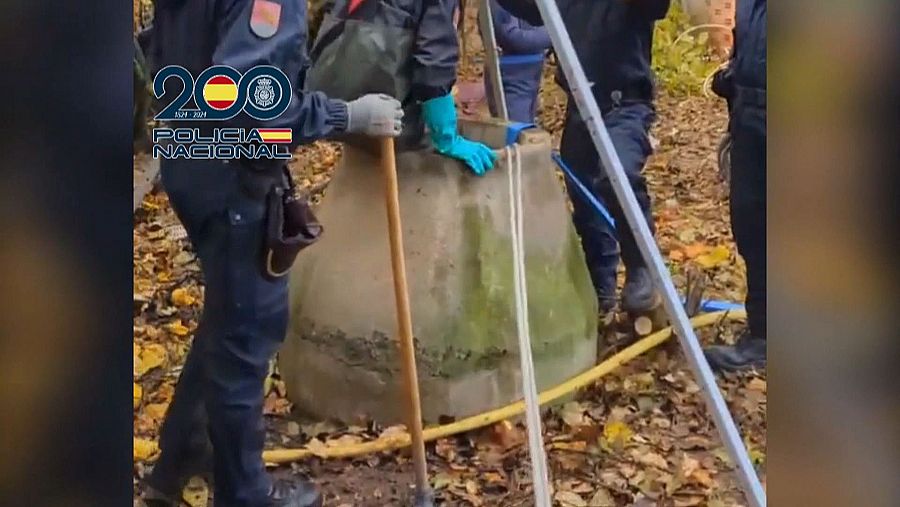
[506,122,535,146]
[550,152,616,229]
[700,299,745,312]
[499,53,545,65]
[552,152,746,312]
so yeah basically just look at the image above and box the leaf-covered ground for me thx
[134,7,764,506]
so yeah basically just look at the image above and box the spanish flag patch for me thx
[250,0,281,39]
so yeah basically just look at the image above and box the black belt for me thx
[735,85,766,108]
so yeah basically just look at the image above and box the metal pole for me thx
[478,0,509,120]
[531,1,766,506]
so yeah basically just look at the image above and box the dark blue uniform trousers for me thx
[729,99,766,340]
[485,56,545,123]
[560,103,656,309]
[150,158,289,506]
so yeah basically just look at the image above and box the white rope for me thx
[505,145,552,506]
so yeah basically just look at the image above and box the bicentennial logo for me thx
[151,64,294,160]
[154,65,291,121]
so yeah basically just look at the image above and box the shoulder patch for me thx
[250,0,282,39]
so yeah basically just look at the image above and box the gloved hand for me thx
[422,94,497,176]
[345,94,404,137]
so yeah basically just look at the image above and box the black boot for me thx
[596,266,618,314]
[704,331,766,372]
[142,442,214,507]
[266,478,323,507]
[621,265,656,314]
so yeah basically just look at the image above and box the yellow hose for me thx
[262,310,745,464]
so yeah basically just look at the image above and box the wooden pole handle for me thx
[379,137,430,494]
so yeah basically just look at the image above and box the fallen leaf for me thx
[560,401,588,428]
[432,472,457,490]
[173,251,194,265]
[747,377,767,392]
[712,447,733,467]
[682,243,710,259]
[550,441,588,452]
[673,495,705,506]
[588,487,615,507]
[678,229,697,243]
[144,402,169,423]
[636,450,669,470]
[695,245,730,269]
[465,479,479,495]
[601,420,634,452]
[489,420,524,450]
[305,438,328,457]
[136,343,167,377]
[263,393,292,416]
[690,468,715,488]
[555,490,587,507]
[171,287,196,306]
[679,455,700,478]
[134,438,159,461]
[167,320,190,336]
[483,472,504,484]
[379,425,408,439]
[134,383,142,409]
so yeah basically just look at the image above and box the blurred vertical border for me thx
[769,0,900,505]
[0,0,133,505]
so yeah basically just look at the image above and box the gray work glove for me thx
[345,94,404,137]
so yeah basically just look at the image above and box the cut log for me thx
[631,294,668,338]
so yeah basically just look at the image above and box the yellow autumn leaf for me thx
[134,383,142,409]
[682,243,710,259]
[695,245,730,269]
[134,438,159,461]
[171,287,196,306]
[601,420,633,452]
[144,402,169,422]
[136,343,167,377]
[167,320,190,336]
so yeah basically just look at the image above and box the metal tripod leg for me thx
[478,0,509,121]
[530,1,766,506]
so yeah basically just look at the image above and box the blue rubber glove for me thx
[422,94,498,176]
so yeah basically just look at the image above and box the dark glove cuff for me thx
[325,99,349,133]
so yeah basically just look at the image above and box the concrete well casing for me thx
[280,120,598,424]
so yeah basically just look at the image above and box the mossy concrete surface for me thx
[280,123,598,424]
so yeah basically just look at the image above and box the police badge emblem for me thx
[253,77,276,109]
[250,0,281,39]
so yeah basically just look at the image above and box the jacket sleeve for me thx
[213,0,349,146]
[491,1,551,54]
[411,0,460,102]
